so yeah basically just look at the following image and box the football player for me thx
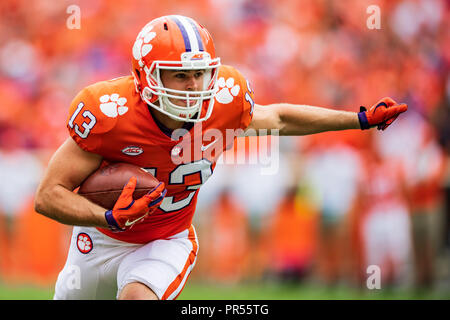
[34,15,407,300]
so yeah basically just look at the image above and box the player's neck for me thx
[149,107,186,130]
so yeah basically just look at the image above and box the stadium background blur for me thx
[0,0,449,299]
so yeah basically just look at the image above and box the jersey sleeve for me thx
[67,86,118,154]
[220,66,255,130]
[237,73,255,130]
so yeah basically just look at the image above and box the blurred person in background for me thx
[303,135,364,286]
[407,129,446,290]
[357,135,411,288]
[198,188,251,284]
[0,124,44,281]
[258,183,318,284]
[429,54,450,289]
[375,111,447,289]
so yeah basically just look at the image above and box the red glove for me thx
[358,97,408,130]
[105,177,166,232]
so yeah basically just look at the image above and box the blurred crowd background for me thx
[0,0,449,297]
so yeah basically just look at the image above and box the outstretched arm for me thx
[246,97,407,135]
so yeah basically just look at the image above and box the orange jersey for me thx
[67,65,254,243]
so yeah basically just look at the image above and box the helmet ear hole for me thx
[163,23,168,31]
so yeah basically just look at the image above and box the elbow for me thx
[34,197,44,215]
[274,105,289,135]
[34,185,50,216]
[34,192,45,215]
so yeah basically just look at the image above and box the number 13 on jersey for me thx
[145,159,213,213]
[68,102,97,139]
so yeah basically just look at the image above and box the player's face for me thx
[160,69,205,107]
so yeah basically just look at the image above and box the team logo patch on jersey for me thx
[77,233,93,254]
[99,94,128,118]
[122,146,144,156]
[215,77,240,104]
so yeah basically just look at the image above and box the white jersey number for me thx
[144,159,213,212]
[68,102,97,139]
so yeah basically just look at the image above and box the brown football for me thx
[78,162,160,210]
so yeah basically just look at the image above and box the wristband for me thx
[105,210,123,232]
[358,106,370,130]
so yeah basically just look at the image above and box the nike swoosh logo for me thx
[373,102,387,115]
[124,215,145,227]
[201,140,219,152]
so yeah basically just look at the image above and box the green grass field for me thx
[0,280,448,300]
